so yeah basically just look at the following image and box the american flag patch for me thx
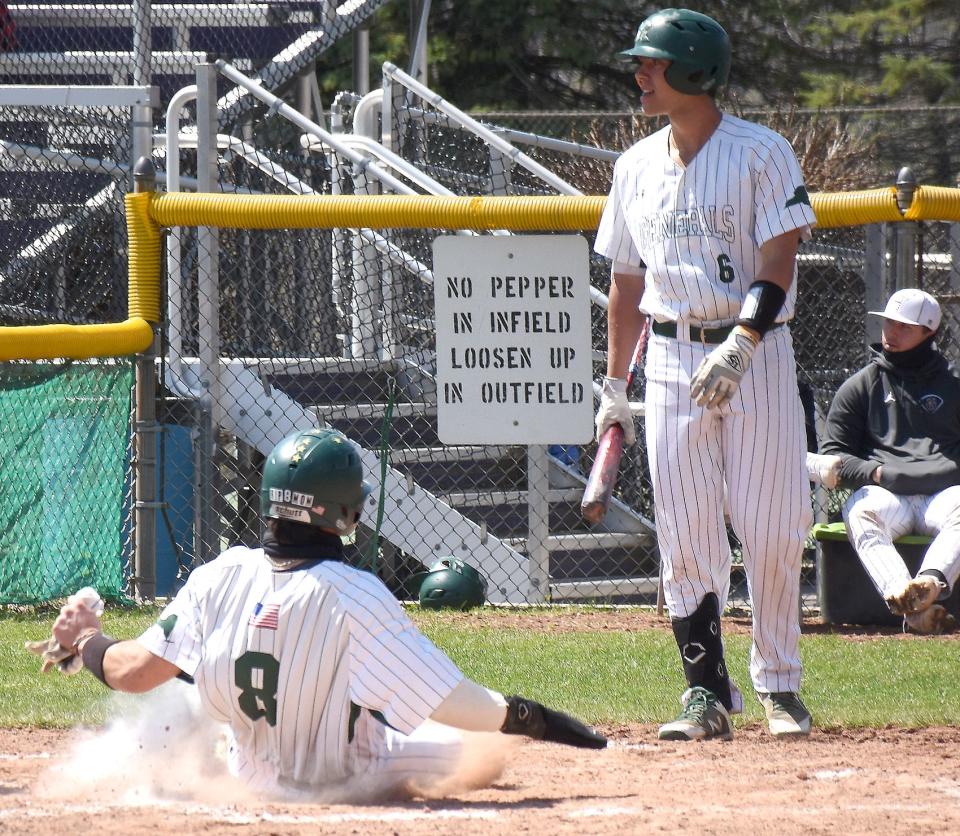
[249,602,280,630]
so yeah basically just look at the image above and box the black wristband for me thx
[500,695,607,748]
[80,633,120,689]
[736,281,787,336]
[500,696,546,738]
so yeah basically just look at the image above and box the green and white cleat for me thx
[758,692,812,737]
[658,686,733,741]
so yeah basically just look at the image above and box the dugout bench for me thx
[813,522,960,626]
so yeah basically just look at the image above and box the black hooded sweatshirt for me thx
[820,339,960,495]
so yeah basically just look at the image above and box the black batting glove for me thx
[500,695,607,749]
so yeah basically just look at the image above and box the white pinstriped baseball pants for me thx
[230,715,464,800]
[644,325,812,695]
[842,484,960,600]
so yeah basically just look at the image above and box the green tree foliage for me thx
[377,0,641,110]
[315,1,840,110]
[304,1,959,184]
[313,1,958,111]
[802,0,960,105]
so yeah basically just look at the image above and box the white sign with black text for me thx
[433,235,593,444]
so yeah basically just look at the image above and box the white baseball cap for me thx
[869,288,941,331]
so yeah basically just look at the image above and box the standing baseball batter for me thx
[49,428,605,797]
[594,8,817,740]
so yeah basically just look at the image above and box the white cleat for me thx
[758,692,812,737]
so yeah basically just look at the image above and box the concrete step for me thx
[327,411,444,449]
[9,3,317,29]
[549,576,660,602]
[430,497,596,541]
[441,488,583,506]
[0,52,254,79]
[387,445,514,465]
[269,369,403,405]
[394,455,527,495]
[504,532,653,552]
[315,401,434,422]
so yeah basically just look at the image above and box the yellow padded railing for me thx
[0,318,153,361]
[148,193,609,231]
[904,186,960,222]
[810,187,902,228]
[0,192,160,361]
[142,188,957,233]
[4,184,960,363]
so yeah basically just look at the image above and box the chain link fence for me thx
[1,9,959,612]
[0,359,133,603]
[478,106,960,190]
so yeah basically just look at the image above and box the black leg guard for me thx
[670,593,733,710]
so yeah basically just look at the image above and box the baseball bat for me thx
[580,317,650,525]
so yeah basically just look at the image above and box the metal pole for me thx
[408,0,431,83]
[131,0,153,183]
[895,223,918,293]
[526,445,550,602]
[133,157,158,601]
[864,224,885,348]
[894,166,918,293]
[296,65,314,119]
[196,61,221,564]
[353,26,370,95]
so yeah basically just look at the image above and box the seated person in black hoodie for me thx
[821,289,960,634]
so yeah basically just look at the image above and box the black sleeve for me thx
[879,460,960,495]
[797,379,818,453]
[819,373,882,489]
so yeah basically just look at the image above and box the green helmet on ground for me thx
[418,558,488,610]
[260,428,371,533]
[620,8,731,95]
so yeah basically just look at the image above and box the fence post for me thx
[133,157,158,601]
[863,224,889,348]
[526,445,550,602]
[196,61,221,563]
[130,0,153,185]
[894,166,918,292]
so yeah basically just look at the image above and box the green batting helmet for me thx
[620,8,731,95]
[260,428,371,533]
[417,558,488,610]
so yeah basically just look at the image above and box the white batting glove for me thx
[690,326,759,409]
[70,587,105,617]
[806,452,842,490]
[595,376,636,446]
[26,588,104,676]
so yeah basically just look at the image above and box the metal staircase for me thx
[0,0,393,323]
[263,356,657,602]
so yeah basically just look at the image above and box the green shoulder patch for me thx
[785,185,811,208]
[157,614,178,639]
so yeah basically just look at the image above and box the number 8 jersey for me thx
[595,114,817,326]
[138,547,464,791]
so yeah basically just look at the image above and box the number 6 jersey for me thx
[595,113,817,326]
[138,547,464,790]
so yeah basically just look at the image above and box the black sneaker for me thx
[658,686,733,741]
[758,692,812,737]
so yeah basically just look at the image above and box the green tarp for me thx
[0,363,132,603]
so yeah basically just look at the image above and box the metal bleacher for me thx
[0,3,324,82]
[0,1,389,323]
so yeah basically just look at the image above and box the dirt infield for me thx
[3,722,960,835]
[4,611,958,835]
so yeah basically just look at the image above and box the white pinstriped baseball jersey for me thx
[138,547,464,791]
[594,112,817,696]
[595,114,817,325]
